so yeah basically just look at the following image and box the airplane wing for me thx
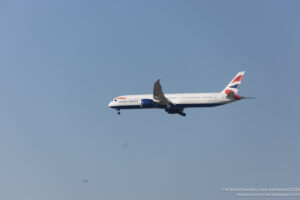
[153,79,174,106]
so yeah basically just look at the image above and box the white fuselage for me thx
[108,71,246,115]
[108,92,235,109]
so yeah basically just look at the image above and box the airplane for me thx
[108,71,249,116]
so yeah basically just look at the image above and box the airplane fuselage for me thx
[108,71,246,116]
[108,92,237,110]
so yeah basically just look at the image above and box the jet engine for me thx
[140,99,154,108]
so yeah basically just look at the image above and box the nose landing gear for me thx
[117,110,121,115]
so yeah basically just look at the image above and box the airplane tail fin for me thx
[222,71,245,95]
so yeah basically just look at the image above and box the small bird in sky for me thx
[122,141,129,149]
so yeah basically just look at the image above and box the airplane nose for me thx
[108,101,112,107]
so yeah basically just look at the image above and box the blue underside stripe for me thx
[110,103,224,110]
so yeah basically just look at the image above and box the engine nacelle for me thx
[141,99,154,108]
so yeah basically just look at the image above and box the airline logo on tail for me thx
[223,71,245,95]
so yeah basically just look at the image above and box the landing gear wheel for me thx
[179,112,186,117]
[117,110,121,115]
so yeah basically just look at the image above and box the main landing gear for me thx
[165,107,186,117]
[179,112,186,117]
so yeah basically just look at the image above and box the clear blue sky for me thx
[0,0,299,199]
